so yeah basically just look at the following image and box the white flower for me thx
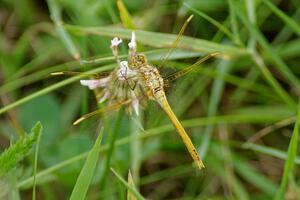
[79,33,143,116]
[99,91,111,103]
[118,61,136,81]
[128,32,136,50]
[80,77,110,90]
[111,37,122,48]
[131,98,139,115]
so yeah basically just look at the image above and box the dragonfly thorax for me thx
[129,53,148,69]
[138,64,164,100]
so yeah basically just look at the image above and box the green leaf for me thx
[275,104,300,200]
[43,134,92,186]
[0,122,43,176]
[69,127,104,200]
[19,94,61,148]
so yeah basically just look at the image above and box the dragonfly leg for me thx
[117,60,138,91]
[127,81,137,91]
[119,67,137,90]
[73,99,132,125]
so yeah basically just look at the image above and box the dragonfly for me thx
[52,15,219,169]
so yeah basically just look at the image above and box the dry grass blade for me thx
[247,116,296,142]
[127,170,137,200]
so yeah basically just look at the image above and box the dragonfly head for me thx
[129,53,147,68]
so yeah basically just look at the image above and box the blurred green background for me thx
[0,0,300,199]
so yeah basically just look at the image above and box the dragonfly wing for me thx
[158,15,194,68]
[51,71,109,78]
[73,99,132,125]
[163,52,220,83]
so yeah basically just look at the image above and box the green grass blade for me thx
[200,60,231,157]
[0,64,115,115]
[130,115,142,186]
[69,127,104,200]
[139,164,193,186]
[0,49,204,112]
[219,126,249,200]
[233,155,277,196]
[235,4,300,90]
[245,0,256,51]
[169,60,275,100]
[276,38,300,59]
[47,0,81,60]
[100,110,124,187]
[272,8,300,44]
[110,168,145,200]
[116,0,144,51]
[116,0,135,29]
[104,0,119,23]
[243,143,300,165]
[208,154,250,200]
[212,144,277,196]
[251,53,296,110]
[17,113,292,189]
[32,122,43,200]
[0,49,196,95]
[275,104,300,200]
[64,24,249,57]
[262,0,300,37]
[184,3,235,42]
[227,0,242,45]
